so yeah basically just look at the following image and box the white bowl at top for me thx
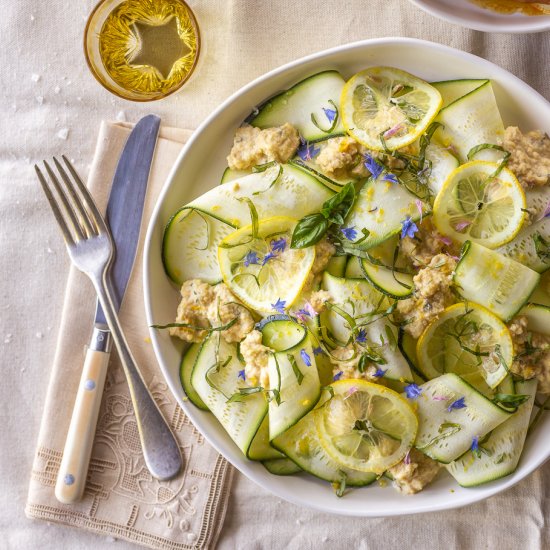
[144,37,550,517]
[408,0,550,33]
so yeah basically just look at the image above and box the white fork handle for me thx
[55,328,110,504]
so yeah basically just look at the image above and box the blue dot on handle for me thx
[64,474,75,485]
[84,379,96,391]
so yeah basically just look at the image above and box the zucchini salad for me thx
[158,67,550,496]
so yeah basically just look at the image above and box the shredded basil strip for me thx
[417,422,462,450]
[252,162,283,195]
[151,317,238,332]
[334,470,348,498]
[310,99,340,134]
[418,121,443,170]
[467,143,511,180]
[226,386,264,403]
[180,208,211,251]
[385,325,398,351]
[492,393,531,410]
[237,197,259,239]
[205,355,232,395]
[288,353,304,385]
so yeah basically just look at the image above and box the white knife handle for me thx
[55,327,111,504]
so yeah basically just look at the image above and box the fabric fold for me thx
[25,121,233,550]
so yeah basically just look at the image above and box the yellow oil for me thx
[98,0,199,95]
[469,0,550,16]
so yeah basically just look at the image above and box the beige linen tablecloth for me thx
[1,1,549,548]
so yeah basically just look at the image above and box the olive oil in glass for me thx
[85,0,200,101]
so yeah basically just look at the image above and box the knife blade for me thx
[55,115,180,504]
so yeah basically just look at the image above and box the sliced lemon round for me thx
[416,302,512,393]
[314,379,417,474]
[340,66,442,151]
[433,161,526,248]
[218,216,314,315]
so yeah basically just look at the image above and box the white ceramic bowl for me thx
[408,0,550,33]
[144,37,550,516]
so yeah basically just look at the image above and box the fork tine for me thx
[35,165,75,246]
[43,160,85,241]
[53,157,96,237]
[61,155,108,235]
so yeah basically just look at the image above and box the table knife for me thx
[55,115,182,504]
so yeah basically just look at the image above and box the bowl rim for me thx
[144,36,550,516]
[406,0,550,33]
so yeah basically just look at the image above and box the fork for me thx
[36,157,182,499]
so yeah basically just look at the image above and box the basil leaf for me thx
[492,393,531,409]
[321,182,355,221]
[290,213,330,248]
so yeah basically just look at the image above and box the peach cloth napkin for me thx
[25,121,233,549]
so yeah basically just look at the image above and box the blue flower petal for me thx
[400,216,419,239]
[262,251,277,265]
[341,226,358,241]
[447,396,466,412]
[271,298,287,314]
[270,237,287,253]
[404,383,422,399]
[300,349,312,367]
[323,107,337,124]
[244,250,259,267]
[363,154,384,179]
[297,142,321,162]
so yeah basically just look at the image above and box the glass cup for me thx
[84,0,201,102]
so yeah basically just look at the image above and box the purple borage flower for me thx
[382,172,399,184]
[262,251,277,265]
[270,237,287,254]
[383,123,403,139]
[415,198,424,222]
[300,349,312,367]
[294,302,317,323]
[294,310,309,323]
[404,383,422,399]
[401,216,419,239]
[543,200,550,219]
[333,370,344,381]
[237,369,246,381]
[355,328,367,344]
[243,250,259,267]
[437,235,453,246]
[296,141,320,162]
[271,298,286,314]
[323,107,337,124]
[447,396,466,412]
[403,450,411,465]
[363,153,384,179]
[340,226,358,241]
[471,436,480,458]
[373,368,387,378]
[455,220,472,232]
[313,346,324,356]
